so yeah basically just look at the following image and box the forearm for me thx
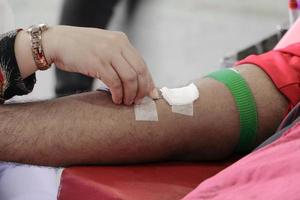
[14,30,37,79]
[0,91,194,166]
[0,91,180,166]
[0,64,287,166]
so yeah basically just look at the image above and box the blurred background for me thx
[7,0,287,100]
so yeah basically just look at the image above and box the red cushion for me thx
[183,120,300,200]
[58,162,233,200]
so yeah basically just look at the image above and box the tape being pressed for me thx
[134,83,199,120]
[96,87,158,122]
[134,97,158,121]
[172,103,194,116]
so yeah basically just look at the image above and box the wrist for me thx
[15,29,38,78]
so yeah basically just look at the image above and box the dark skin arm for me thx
[0,64,287,166]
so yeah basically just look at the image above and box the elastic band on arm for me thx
[206,68,258,154]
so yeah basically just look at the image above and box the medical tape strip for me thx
[160,83,199,116]
[134,97,158,121]
[96,87,158,121]
[172,104,194,116]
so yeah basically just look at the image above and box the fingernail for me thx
[126,100,134,106]
[114,98,122,105]
[149,88,160,100]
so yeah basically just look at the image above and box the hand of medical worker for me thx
[15,25,158,105]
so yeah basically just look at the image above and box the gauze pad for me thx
[134,97,158,121]
[160,83,199,106]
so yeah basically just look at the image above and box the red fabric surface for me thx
[183,120,300,200]
[236,43,300,111]
[58,162,233,200]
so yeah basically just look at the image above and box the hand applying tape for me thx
[97,85,160,121]
[133,88,160,121]
[134,83,200,121]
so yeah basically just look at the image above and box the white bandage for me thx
[160,83,199,116]
[134,97,158,121]
[134,83,199,120]
[160,83,199,106]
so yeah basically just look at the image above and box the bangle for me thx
[26,24,51,71]
[206,68,258,154]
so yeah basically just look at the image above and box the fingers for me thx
[99,65,123,105]
[62,28,156,105]
[112,55,138,105]
[122,45,155,103]
[148,74,160,100]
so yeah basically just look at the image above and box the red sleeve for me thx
[235,43,300,111]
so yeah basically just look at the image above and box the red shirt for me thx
[236,43,300,111]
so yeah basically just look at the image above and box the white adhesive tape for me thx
[160,83,199,106]
[172,103,194,116]
[160,83,199,116]
[134,97,158,121]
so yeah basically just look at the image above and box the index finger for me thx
[100,65,124,105]
[122,45,153,102]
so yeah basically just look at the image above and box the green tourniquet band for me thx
[206,69,258,154]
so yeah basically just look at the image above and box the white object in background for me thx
[289,9,299,27]
[275,18,300,49]
[0,162,62,200]
[0,0,15,33]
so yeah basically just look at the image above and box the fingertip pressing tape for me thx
[96,87,159,121]
[133,83,200,121]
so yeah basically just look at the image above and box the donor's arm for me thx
[0,64,287,166]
